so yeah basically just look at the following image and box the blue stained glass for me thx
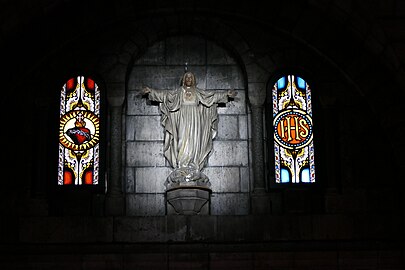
[301,168,310,183]
[273,75,315,185]
[297,77,306,89]
[281,168,290,183]
[277,77,286,89]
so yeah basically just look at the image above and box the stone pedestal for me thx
[166,186,211,215]
[165,166,212,215]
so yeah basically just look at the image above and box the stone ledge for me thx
[166,187,211,215]
[17,214,401,243]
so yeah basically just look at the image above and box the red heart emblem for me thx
[66,127,91,145]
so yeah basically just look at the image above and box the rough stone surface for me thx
[126,194,166,216]
[126,141,165,167]
[208,141,249,167]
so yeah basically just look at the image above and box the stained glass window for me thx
[272,75,315,184]
[58,76,101,185]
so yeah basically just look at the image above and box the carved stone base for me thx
[166,186,211,215]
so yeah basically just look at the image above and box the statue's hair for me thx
[181,71,196,87]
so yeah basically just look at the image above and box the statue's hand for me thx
[136,86,151,98]
[227,89,238,98]
[142,86,151,95]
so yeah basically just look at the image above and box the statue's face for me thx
[184,73,194,87]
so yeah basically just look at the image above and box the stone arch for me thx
[96,12,269,108]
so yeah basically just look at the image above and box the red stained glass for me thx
[86,78,95,91]
[63,169,74,185]
[67,78,75,90]
[83,168,93,185]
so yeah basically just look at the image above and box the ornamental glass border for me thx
[58,76,101,186]
[272,75,315,184]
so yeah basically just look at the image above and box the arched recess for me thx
[96,13,271,215]
[263,69,327,214]
[45,74,108,216]
[124,34,249,216]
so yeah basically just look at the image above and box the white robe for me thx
[148,86,228,171]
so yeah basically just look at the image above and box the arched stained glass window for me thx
[272,75,315,184]
[58,76,101,185]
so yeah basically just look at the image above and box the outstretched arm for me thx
[140,86,168,103]
[197,88,238,106]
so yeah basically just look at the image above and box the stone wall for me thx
[125,36,250,216]
[1,1,405,269]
